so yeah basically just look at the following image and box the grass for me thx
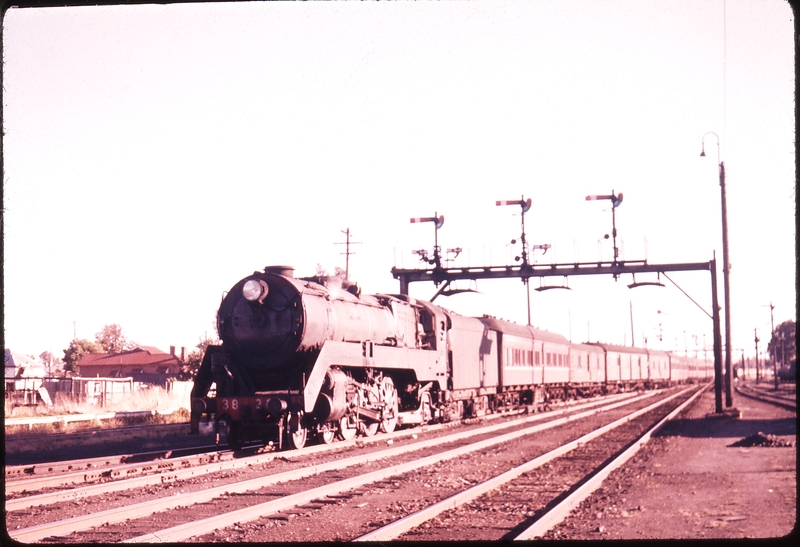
[4,386,192,436]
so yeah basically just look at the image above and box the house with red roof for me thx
[76,346,184,385]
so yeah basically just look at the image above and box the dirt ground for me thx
[547,386,796,540]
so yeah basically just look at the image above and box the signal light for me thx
[496,197,532,213]
[410,215,444,229]
[585,192,623,208]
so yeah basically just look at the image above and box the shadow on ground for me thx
[654,416,796,440]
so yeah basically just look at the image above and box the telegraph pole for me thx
[701,133,733,407]
[336,228,361,280]
[765,302,776,388]
[754,329,760,383]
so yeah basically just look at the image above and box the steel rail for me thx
[5,444,221,484]
[6,446,232,495]
[514,383,708,540]
[353,385,698,542]
[734,385,796,412]
[9,391,650,542]
[7,392,636,511]
[123,391,661,543]
[4,391,594,483]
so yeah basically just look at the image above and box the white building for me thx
[4,349,48,405]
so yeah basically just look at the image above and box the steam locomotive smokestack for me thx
[264,266,295,277]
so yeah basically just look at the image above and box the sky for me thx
[2,0,795,367]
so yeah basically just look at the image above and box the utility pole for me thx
[720,160,733,406]
[754,328,760,384]
[336,228,361,280]
[766,301,776,388]
[701,133,733,407]
[630,300,635,347]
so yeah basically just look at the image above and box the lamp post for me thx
[701,132,733,407]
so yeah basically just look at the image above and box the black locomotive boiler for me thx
[190,266,454,448]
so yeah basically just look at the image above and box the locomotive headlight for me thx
[243,279,269,303]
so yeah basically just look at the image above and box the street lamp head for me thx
[700,131,720,162]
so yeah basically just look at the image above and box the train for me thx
[190,266,713,448]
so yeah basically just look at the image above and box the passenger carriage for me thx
[569,343,607,396]
[645,349,671,388]
[586,343,649,391]
[478,316,571,404]
[668,353,690,384]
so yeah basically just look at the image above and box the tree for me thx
[95,324,137,353]
[39,351,62,377]
[768,320,796,374]
[315,264,347,279]
[62,339,103,376]
[179,335,220,380]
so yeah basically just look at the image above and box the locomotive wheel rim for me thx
[287,427,308,449]
[337,416,357,441]
[361,421,379,437]
[380,377,399,434]
[319,424,336,444]
[357,390,378,437]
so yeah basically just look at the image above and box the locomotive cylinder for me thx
[312,368,350,422]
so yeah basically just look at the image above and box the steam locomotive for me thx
[190,266,712,448]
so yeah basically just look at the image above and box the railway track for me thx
[356,384,705,541]
[5,444,222,483]
[6,387,702,543]
[735,383,796,411]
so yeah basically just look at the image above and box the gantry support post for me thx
[710,257,724,414]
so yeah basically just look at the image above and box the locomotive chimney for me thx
[264,265,295,277]
[181,347,185,362]
[170,345,175,356]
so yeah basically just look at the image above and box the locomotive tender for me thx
[190,266,712,448]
